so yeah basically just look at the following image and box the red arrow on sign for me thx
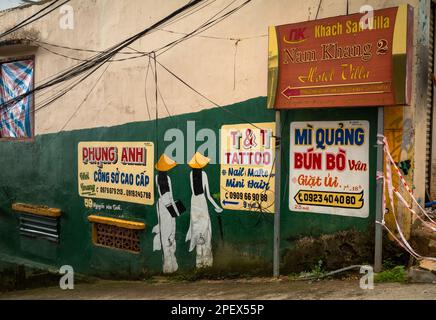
[281,86,301,99]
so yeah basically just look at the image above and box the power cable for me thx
[16,0,246,119]
[0,0,70,39]
[27,0,249,118]
[58,62,111,132]
[156,0,252,57]
[19,0,215,86]
[156,0,217,30]
[233,39,240,90]
[149,58,177,128]
[35,63,105,112]
[34,0,252,65]
[153,58,269,134]
[17,0,254,128]
[156,27,266,41]
[30,39,140,55]
[0,0,243,130]
[153,51,159,157]
[155,0,241,56]
[0,60,107,128]
[315,0,323,20]
[0,0,254,131]
[26,0,217,55]
[0,0,61,38]
[36,43,148,62]
[35,0,245,63]
[153,56,282,217]
[0,0,204,116]
[144,56,152,121]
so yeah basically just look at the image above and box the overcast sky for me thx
[0,0,22,11]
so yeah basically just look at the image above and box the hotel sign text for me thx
[267,5,413,109]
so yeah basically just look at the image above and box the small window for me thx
[88,215,145,254]
[0,57,34,139]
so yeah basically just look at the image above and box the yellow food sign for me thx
[289,121,369,218]
[220,123,276,213]
[78,141,154,205]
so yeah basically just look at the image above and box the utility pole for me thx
[374,106,384,273]
[273,110,281,277]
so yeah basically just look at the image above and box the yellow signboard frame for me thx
[78,141,155,205]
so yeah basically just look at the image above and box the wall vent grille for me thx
[18,212,60,243]
[93,223,141,253]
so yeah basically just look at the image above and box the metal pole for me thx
[273,110,282,277]
[374,106,384,273]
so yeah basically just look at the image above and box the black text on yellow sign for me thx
[294,190,364,209]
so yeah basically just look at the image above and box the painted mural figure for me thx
[186,152,223,268]
[152,154,179,273]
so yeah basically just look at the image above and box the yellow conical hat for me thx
[188,152,210,169]
[155,154,177,171]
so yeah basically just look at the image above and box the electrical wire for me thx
[0,60,108,128]
[33,0,254,64]
[0,0,61,38]
[149,60,177,127]
[0,0,253,129]
[144,56,152,121]
[17,0,216,89]
[40,0,253,123]
[153,51,159,157]
[0,0,70,39]
[154,0,241,57]
[156,28,266,41]
[152,54,283,217]
[58,62,111,132]
[156,0,252,57]
[26,0,217,55]
[36,43,149,62]
[152,58,269,134]
[3,0,279,220]
[315,0,323,20]
[31,1,224,119]
[0,0,249,130]
[29,0,251,116]
[35,63,105,112]
[0,0,255,131]
[156,0,217,30]
[29,39,140,55]
[0,0,205,118]
[34,0,250,63]
[150,54,281,217]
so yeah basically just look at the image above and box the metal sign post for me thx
[374,106,384,273]
[273,110,281,277]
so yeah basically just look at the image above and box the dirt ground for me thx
[0,277,435,300]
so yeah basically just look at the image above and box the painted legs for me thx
[195,232,213,268]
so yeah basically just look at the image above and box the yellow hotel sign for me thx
[78,141,154,205]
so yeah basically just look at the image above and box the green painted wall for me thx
[0,97,377,277]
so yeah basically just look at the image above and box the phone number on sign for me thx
[297,192,357,205]
[226,192,268,202]
[99,187,152,199]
